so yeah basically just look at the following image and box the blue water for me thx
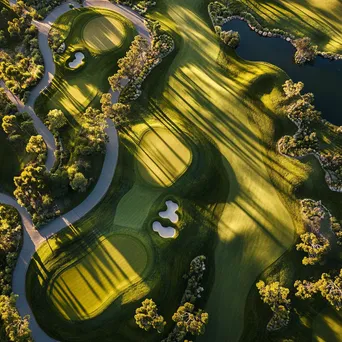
[223,20,342,125]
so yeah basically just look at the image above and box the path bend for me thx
[0,1,150,341]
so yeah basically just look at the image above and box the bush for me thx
[219,30,240,48]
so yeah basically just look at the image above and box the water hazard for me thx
[223,20,342,125]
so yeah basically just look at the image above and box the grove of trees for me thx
[256,281,291,331]
[13,164,57,226]
[0,1,44,101]
[295,269,342,311]
[0,205,32,341]
[134,299,166,333]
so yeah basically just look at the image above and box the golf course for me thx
[0,0,342,341]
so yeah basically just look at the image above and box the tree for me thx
[76,107,108,155]
[219,30,240,48]
[134,299,166,333]
[0,30,7,47]
[26,135,46,157]
[295,269,342,311]
[0,294,32,342]
[256,281,291,331]
[70,172,88,192]
[294,279,318,300]
[172,302,208,336]
[296,232,330,265]
[46,109,67,132]
[293,37,317,64]
[13,164,55,226]
[317,270,342,310]
[101,93,130,126]
[282,80,304,99]
[1,115,18,135]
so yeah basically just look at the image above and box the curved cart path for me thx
[1,1,150,341]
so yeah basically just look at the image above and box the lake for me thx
[223,20,342,125]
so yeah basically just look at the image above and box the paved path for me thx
[0,1,150,341]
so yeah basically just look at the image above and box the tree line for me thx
[0,205,32,341]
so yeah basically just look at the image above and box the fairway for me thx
[312,307,342,342]
[49,234,150,320]
[136,128,192,187]
[83,15,125,52]
[48,79,97,117]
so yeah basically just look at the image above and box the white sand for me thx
[69,52,85,68]
[152,221,176,238]
[159,200,179,223]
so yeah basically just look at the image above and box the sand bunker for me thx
[152,221,176,238]
[69,52,85,69]
[159,200,179,223]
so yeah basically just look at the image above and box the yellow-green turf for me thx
[83,16,125,52]
[242,0,342,53]
[113,183,162,228]
[49,234,150,320]
[46,78,98,120]
[26,0,342,340]
[136,128,192,187]
[312,307,342,342]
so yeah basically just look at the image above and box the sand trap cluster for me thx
[68,52,85,69]
[152,200,179,238]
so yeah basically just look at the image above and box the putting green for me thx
[136,128,192,187]
[48,234,149,320]
[83,16,125,52]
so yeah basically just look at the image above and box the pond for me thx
[223,20,342,126]
[68,52,85,69]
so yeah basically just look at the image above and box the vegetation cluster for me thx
[278,80,342,192]
[214,26,240,48]
[109,20,174,103]
[296,199,330,266]
[0,205,32,342]
[256,281,291,331]
[0,1,44,102]
[162,256,208,342]
[21,0,83,17]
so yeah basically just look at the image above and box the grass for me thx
[27,112,226,341]
[136,127,192,187]
[25,0,342,341]
[242,0,342,53]
[312,307,342,342]
[83,15,126,52]
[49,233,151,320]
[33,7,136,212]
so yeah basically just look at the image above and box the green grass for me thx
[26,0,342,341]
[312,307,342,342]
[83,15,126,52]
[242,0,342,53]
[27,111,226,341]
[34,7,136,212]
[136,127,192,187]
[49,233,152,320]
